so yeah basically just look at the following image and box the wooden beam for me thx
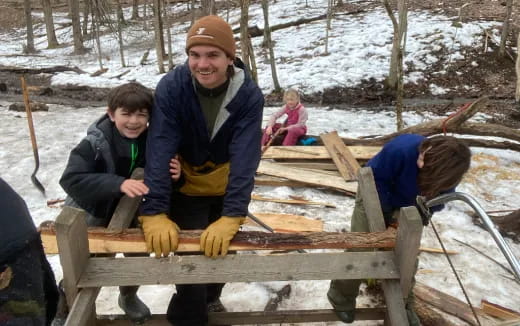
[262,146,380,160]
[254,175,311,188]
[257,161,357,194]
[95,308,387,325]
[244,212,324,232]
[251,194,336,208]
[481,299,520,320]
[78,251,399,287]
[64,288,100,326]
[55,207,91,311]
[41,224,397,254]
[108,168,144,231]
[321,131,361,181]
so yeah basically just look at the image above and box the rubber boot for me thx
[118,286,151,324]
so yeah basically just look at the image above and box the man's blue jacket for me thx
[141,60,264,217]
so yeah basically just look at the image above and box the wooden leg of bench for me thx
[382,280,409,326]
[64,287,100,326]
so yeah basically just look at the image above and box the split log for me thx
[415,297,459,326]
[414,282,489,326]
[0,65,86,74]
[471,209,520,242]
[39,222,397,254]
[481,299,520,320]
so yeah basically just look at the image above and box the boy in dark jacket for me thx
[60,82,181,323]
[0,178,59,326]
[327,134,471,325]
[138,15,264,326]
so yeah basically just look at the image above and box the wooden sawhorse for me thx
[54,167,423,325]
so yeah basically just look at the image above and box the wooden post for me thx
[55,206,95,325]
[357,167,409,325]
[108,168,144,231]
[395,206,423,298]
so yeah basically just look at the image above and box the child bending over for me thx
[327,134,471,326]
[261,88,307,149]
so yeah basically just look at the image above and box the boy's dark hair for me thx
[418,135,471,199]
[107,82,153,114]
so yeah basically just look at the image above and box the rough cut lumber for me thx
[257,161,357,194]
[481,299,520,320]
[321,131,361,181]
[254,174,311,188]
[244,212,324,232]
[95,308,386,325]
[251,194,336,208]
[414,282,487,325]
[40,223,397,254]
[262,145,380,160]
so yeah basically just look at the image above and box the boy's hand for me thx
[200,216,245,258]
[265,126,273,135]
[139,214,180,257]
[120,179,149,197]
[170,155,181,181]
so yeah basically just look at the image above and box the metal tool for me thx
[422,192,520,281]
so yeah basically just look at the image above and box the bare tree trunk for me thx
[201,0,215,15]
[116,0,126,67]
[190,0,196,25]
[499,0,513,57]
[82,0,90,38]
[516,33,520,103]
[69,0,86,53]
[153,0,165,73]
[226,0,230,21]
[131,0,139,19]
[116,0,125,24]
[92,0,103,69]
[247,39,258,83]
[240,0,251,71]
[23,0,36,53]
[41,0,59,48]
[324,0,332,55]
[383,0,399,90]
[163,0,174,70]
[261,0,281,92]
[395,0,407,131]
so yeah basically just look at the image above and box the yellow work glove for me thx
[138,213,180,258]
[200,216,245,258]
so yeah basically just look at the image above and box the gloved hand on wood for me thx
[200,216,245,258]
[139,213,180,258]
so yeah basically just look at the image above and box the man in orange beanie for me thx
[138,15,264,326]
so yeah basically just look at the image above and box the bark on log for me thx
[415,297,458,326]
[472,209,520,242]
[0,65,86,74]
[39,221,397,254]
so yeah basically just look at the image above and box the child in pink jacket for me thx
[261,88,308,148]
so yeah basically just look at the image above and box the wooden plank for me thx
[276,162,339,170]
[481,299,520,320]
[358,167,386,232]
[55,207,91,310]
[254,175,311,188]
[41,226,397,254]
[257,161,357,194]
[64,288,100,326]
[251,194,336,208]
[244,212,324,232]
[395,206,423,299]
[263,145,381,160]
[78,251,399,287]
[321,131,361,181]
[414,282,485,325]
[381,281,409,326]
[108,168,144,231]
[95,308,386,325]
[419,247,458,255]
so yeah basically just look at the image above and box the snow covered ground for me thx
[1,0,519,324]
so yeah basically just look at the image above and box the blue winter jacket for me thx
[367,134,424,215]
[140,60,264,217]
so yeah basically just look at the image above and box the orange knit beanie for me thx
[186,15,236,59]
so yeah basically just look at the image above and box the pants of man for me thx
[0,236,59,326]
[327,188,420,325]
[166,193,225,326]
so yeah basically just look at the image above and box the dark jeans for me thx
[0,236,59,326]
[166,193,225,326]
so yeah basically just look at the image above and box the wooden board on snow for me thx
[245,212,324,232]
[257,161,357,194]
[321,131,361,181]
[262,145,380,160]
